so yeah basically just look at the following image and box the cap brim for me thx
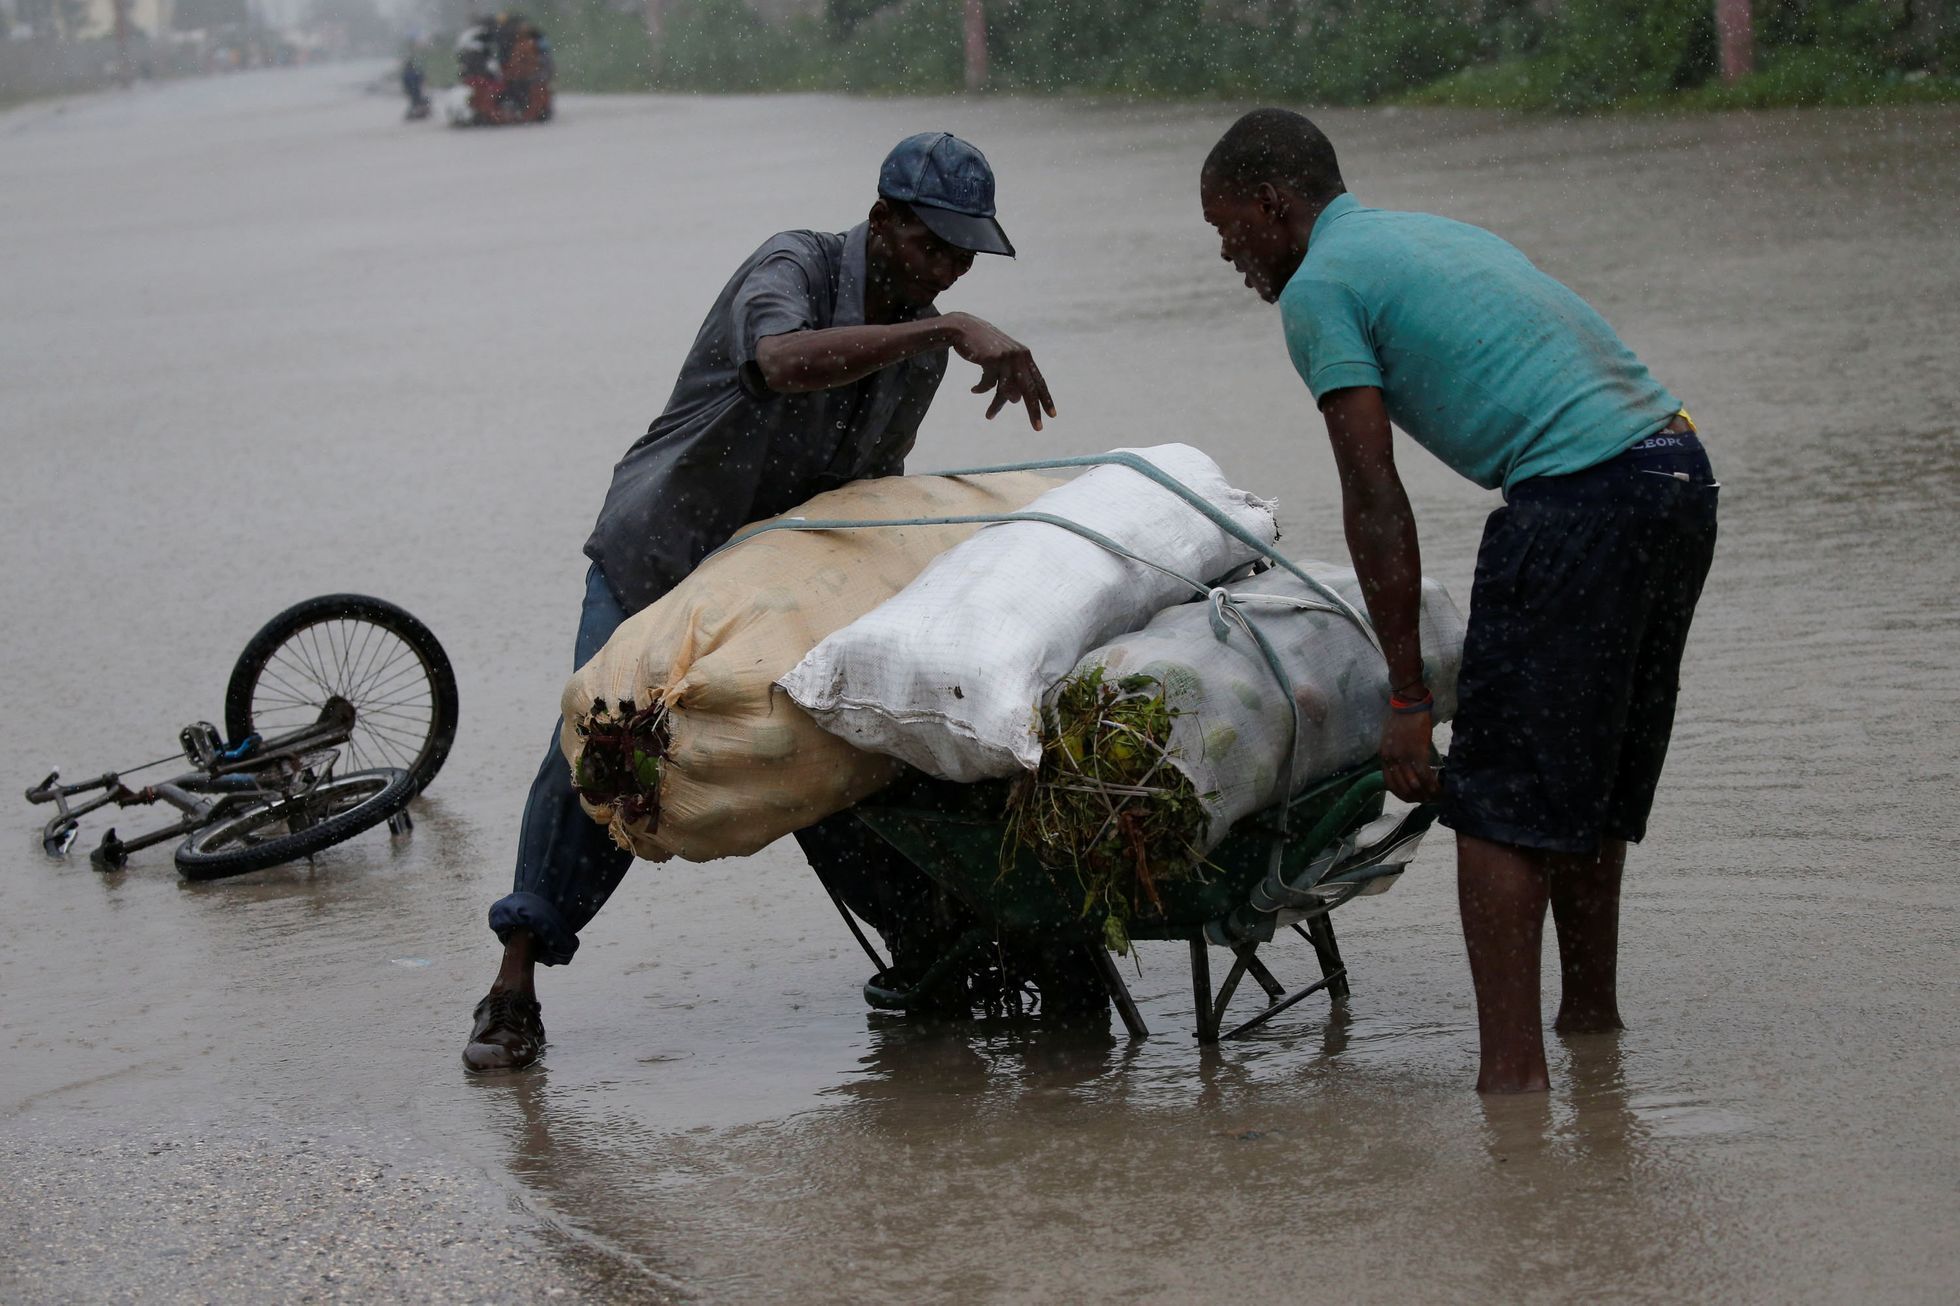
[912,203,1015,257]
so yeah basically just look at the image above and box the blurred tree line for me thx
[413,0,1960,106]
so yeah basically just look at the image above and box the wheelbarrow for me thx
[847,761,1438,1043]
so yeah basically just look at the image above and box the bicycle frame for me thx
[26,702,358,871]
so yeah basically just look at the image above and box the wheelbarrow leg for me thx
[1240,948,1287,1003]
[1190,939,1221,1044]
[1295,916,1351,1001]
[1086,944,1149,1040]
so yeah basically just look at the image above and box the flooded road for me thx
[3,65,1955,1301]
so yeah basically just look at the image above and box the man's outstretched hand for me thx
[945,312,1056,430]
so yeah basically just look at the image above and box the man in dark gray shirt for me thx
[465,133,1055,1071]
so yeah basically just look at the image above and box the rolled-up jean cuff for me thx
[488,891,580,965]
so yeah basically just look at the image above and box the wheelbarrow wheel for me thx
[862,932,1110,1024]
[1022,944,1111,1023]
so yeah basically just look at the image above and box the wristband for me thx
[1390,687,1434,715]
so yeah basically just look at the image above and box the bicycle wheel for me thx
[225,595,458,794]
[174,768,416,880]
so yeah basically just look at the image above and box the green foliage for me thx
[650,0,1487,102]
[1409,39,1960,112]
[570,697,669,831]
[514,0,1960,108]
[1689,46,1960,106]
[529,0,660,92]
[1005,666,1214,954]
[1538,0,1716,107]
[659,0,814,91]
[1296,0,1485,103]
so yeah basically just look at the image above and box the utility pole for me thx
[964,0,987,93]
[1716,0,1754,85]
[112,0,134,85]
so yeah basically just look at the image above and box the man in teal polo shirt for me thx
[1200,108,1719,1093]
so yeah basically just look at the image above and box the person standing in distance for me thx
[1200,109,1718,1093]
[465,132,1057,1072]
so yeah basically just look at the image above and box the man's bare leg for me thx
[492,928,540,999]
[463,928,546,1072]
[1549,838,1626,1034]
[1457,834,1551,1094]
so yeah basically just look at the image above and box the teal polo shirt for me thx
[1279,194,1681,491]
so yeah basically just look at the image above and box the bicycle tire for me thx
[174,767,416,880]
[224,594,458,794]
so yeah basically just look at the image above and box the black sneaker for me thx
[462,990,545,1072]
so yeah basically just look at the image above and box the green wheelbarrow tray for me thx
[852,762,1440,1043]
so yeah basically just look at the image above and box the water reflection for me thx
[471,1002,1773,1302]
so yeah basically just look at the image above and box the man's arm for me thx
[1320,384,1440,803]
[756,311,1056,430]
[754,319,950,393]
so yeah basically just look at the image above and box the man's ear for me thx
[868,197,892,231]
[1255,181,1289,221]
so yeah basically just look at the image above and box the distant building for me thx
[76,0,176,40]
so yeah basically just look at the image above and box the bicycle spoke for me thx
[342,619,390,705]
[269,649,331,701]
[358,719,429,763]
[316,621,352,699]
[357,662,422,709]
[327,619,354,699]
[358,725,412,772]
[353,688,435,722]
[250,689,321,710]
[357,706,435,732]
[351,644,418,706]
[355,709,429,742]
[337,619,393,702]
[292,632,338,699]
[305,624,340,698]
[335,619,372,700]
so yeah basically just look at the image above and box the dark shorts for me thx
[1440,431,1720,854]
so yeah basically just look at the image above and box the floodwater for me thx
[3,64,1956,1302]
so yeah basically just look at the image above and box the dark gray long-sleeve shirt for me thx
[585,222,947,610]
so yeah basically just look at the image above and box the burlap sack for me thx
[560,471,1056,863]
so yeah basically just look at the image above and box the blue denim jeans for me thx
[488,564,636,965]
[488,563,952,967]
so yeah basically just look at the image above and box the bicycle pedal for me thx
[179,722,222,769]
[387,810,414,837]
[89,828,127,873]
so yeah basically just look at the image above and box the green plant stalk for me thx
[571,697,670,832]
[1005,667,1215,955]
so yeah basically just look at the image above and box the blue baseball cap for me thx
[877,131,1015,258]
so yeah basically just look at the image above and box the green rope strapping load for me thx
[570,698,671,835]
[1004,667,1217,954]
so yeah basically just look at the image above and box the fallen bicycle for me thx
[26,594,457,879]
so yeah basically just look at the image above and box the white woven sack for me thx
[778,443,1279,782]
[1063,563,1466,851]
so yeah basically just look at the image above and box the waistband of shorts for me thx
[1613,427,1705,462]
[1507,425,1714,505]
